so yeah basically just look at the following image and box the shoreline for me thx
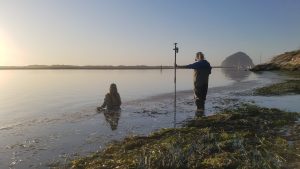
[68,103,300,169]
[64,72,300,168]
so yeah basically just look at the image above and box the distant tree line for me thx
[0,65,173,70]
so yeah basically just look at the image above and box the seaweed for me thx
[65,104,300,169]
[254,80,300,96]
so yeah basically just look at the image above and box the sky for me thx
[0,0,300,66]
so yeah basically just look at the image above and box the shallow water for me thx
[0,69,252,129]
[0,69,298,168]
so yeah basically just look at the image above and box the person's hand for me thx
[176,64,182,68]
[176,64,184,68]
[97,107,105,112]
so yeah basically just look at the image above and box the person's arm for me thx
[100,99,106,108]
[186,61,212,69]
[100,94,110,108]
[176,64,188,69]
[176,62,202,69]
[185,62,200,69]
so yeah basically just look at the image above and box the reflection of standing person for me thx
[97,83,121,111]
[103,110,121,130]
[177,52,212,112]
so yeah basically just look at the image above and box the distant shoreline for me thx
[0,65,229,70]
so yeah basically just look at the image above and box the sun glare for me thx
[0,30,13,66]
[0,29,25,66]
[0,34,9,66]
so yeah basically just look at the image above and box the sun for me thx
[0,29,13,66]
[0,39,9,66]
[0,29,25,66]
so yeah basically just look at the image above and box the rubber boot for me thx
[196,99,205,111]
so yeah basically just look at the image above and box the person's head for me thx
[195,52,205,61]
[109,83,118,95]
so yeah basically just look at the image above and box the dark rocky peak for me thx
[221,52,254,69]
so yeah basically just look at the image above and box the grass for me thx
[255,80,300,96]
[66,104,300,169]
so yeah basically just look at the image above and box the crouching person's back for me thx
[98,83,121,111]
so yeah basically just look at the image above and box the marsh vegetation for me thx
[255,80,300,96]
[69,104,299,169]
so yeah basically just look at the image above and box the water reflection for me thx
[103,110,121,131]
[221,68,250,82]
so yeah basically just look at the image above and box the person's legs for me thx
[194,87,204,110]
[195,109,204,117]
[195,98,204,109]
[201,83,208,109]
[201,83,208,101]
[194,83,208,110]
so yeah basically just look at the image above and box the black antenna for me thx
[260,53,262,64]
[173,43,178,128]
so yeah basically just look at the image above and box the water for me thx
[0,69,298,168]
[0,69,247,127]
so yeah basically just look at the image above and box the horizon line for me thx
[0,64,230,70]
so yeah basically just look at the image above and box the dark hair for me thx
[196,52,204,60]
[109,83,118,95]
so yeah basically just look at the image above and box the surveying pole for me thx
[173,43,178,103]
[173,43,178,127]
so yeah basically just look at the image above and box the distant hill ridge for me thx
[251,50,300,71]
[221,52,254,69]
[0,65,227,70]
[0,65,173,70]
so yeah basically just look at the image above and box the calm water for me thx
[0,69,249,127]
[0,69,297,168]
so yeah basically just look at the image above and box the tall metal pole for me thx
[173,43,178,128]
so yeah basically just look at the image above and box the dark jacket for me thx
[185,60,212,87]
[101,93,121,110]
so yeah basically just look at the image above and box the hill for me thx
[221,52,254,69]
[0,65,173,70]
[251,50,300,71]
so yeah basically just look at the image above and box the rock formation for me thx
[221,52,254,69]
[251,50,300,71]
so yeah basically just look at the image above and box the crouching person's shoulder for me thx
[105,93,111,99]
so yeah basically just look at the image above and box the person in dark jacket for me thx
[97,83,121,111]
[177,52,212,113]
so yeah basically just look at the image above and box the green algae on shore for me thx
[68,104,299,169]
[255,80,300,96]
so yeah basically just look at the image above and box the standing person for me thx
[97,83,121,111]
[177,52,212,113]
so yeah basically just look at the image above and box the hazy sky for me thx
[0,0,300,66]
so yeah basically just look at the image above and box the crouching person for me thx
[97,83,121,111]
